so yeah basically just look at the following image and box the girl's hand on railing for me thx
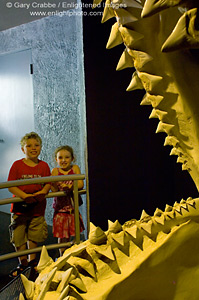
[61,182,73,190]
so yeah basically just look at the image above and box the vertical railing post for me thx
[73,179,80,244]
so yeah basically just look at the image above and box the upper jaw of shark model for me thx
[102,0,199,192]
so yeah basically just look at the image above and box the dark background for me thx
[82,4,198,230]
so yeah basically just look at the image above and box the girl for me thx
[51,145,85,256]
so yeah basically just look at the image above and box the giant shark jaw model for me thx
[20,1,199,299]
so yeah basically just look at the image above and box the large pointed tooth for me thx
[119,27,144,48]
[170,147,180,156]
[149,108,157,119]
[148,94,164,107]
[102,0,115,23]
[154,208,163,217]
[174,201,182,214]
[140,93,152,106]
[156,121,174,134]
[156,230,168,242]
[177,156,185,163]
[180,199,188,210]
[138,72,162,93]
[89,222,107,245]
[58,285,70,300]
[128,49,153,70]
[162,8,199,52]
[20,274,35,299]
[54,243,87,272]
[164,136,179,146]
[165,204,173,212]
[140,209,151,221]
[115,8,138,25]
[165,211,175,219]
[116,48,134,71]
[165,204,175,218]
[182,162,191,171]
[53,254,71,272]
[125,225,138,238]
[108,219,123,233]
[111,231,125,246]
[187,197,196,207]
[37,246,54,273]
[37,268,57,300]
[155,110,167,121]
[126,71,143,91]
[57,267,73,293]
[106,22,123,49]
[67,256,96,278]
[141,0,175,18]
[142,234,155,249]
[154,214,165,225]
[140,221,153,234]
[19,293,25,300]
[129,240,142,257]
[149,108,167,121]
[70,277,87,292]
[94,244,115,260]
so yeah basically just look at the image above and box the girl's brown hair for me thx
[54,145,75,161]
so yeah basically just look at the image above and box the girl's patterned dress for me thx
[52,168,85,239]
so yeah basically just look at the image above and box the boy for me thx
[8,132,51,277]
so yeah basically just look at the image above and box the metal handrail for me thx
[0,243,73,262]
[0,190,86,205]
[0,174,85,189]
[0,174,86,262]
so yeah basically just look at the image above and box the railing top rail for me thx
[0,174,85,189]
[0,242,75,261]
[0,190,86,205]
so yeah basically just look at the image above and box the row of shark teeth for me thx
[140,92,192,171]
[88,197,197,245]
[153,119,190,169]
[104,1,195,175]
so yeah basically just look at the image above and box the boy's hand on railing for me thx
[24,195,37,203]
[34,193,46,202]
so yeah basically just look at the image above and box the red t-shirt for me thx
[8,159,51,216]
